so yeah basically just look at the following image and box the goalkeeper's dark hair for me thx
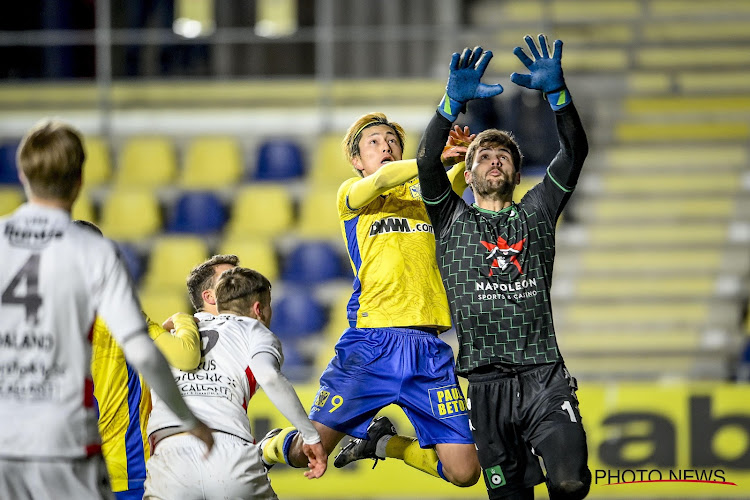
[214,267,272,316]
[465,129,523,173]
[343,112,406,177]
[187,254,240,311]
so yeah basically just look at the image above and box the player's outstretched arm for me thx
[511,34,588,191]
[145,312,201,371]
[250,352,328,478]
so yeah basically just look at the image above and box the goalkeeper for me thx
[417,35,591,499]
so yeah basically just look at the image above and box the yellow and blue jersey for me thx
[91,316,150,494]
[337,176,452,329]
[91,313,200,496]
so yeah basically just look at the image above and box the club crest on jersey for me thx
[479,236,526,276]
[313,390,330,408]
[409,184,422,200]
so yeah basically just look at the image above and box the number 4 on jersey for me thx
[2,254,43,324]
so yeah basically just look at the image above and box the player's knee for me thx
[445,463,481,487]
[548,474,591,500]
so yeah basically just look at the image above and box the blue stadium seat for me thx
[116,242,145,285]
[279,342,311,382]
[281,240,349,284]
[270,290,327,339]
[252,139,305,181]
[166,191,227,235]
[0,143,20,185]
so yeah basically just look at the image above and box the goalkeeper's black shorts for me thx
[467,362,589,499]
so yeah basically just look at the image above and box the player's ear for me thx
[251,301,263,320]
[202,288,216,306]
[514,170,521,185]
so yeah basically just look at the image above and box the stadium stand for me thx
[226,184,295,239]
[252,138,306,181]
[281,240,348,285]
[179,136,243,189]
[143,235,210,290]
[116,136,177,188]
[166,190,227,235]
[0,142,19,185]
[99,188,162,241]
[0,187,23,215]
[217,237,280,282]
[82,136,112,187]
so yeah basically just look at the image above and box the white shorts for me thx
[144,432,277,500]
[0,455,113,500]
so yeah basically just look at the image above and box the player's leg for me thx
[335,330,479,486]
[525,364,590,500]
[262,327,399,469]
[0,456,114,500]
[261,420,345,469]
[467,370,545,499]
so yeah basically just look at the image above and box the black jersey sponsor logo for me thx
[369,217,433,236]
[4,223,63,248]
[479,236,526,276]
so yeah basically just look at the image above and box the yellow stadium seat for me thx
[179,136,243,188]
[225,185,294,239]
[82,136,112,187]
[143,235,210,289]
[297,188,341,239]
[71,190,96,223]
[99,188,162,241]
[0,187,24,216]
[309,132,357,188]
[116,136,177,187]
[217,237,279,281]
[139,286,191,326]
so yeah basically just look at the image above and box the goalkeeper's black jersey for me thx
[418,103,587,375]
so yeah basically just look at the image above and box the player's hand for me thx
[188,421,215,458]
[441,125,476,166]
[510,34,565,93]
[302,441,328,479]
[438,46,503,122]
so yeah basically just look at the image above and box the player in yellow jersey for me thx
[260,113,481,487]
[75,220,202,500]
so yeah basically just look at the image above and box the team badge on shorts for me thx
[313,390,330,408]
[485,465,506,489]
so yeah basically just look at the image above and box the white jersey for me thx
[0,203,148,459]
[148,313,283,443]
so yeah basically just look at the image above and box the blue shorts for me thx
[309,327,473,447]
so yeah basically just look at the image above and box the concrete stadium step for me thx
[570,196,750,222]
[556,222,750,248]
[578,171,745,195]
[590,145,748,171]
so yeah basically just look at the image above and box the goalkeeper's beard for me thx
[472,175,514,199]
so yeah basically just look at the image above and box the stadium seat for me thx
[217,237,279,281]
[116,242,145,285]
[166,190,227,235]
[143,235,210,289]
[252,138,305,181]
[296,188,342,239]
[139,287,191,325]
[280,342,312,382]
[308,132,356,188]
[270,289,327,340]
[71,190,96,224]
[82,136,112,187]
[0,142,20,185]
[115,136,177,187]
[179,136,242,188]
[0,187,24,215]
[99,188,162,241]
[226,185,294,239]
[281,240,348,284]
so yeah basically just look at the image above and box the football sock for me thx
[262,427,298,466]
[384,435,444,479]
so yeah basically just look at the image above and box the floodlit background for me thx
[1,1,749,498]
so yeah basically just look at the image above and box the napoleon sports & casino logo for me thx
[591,395,745,490]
